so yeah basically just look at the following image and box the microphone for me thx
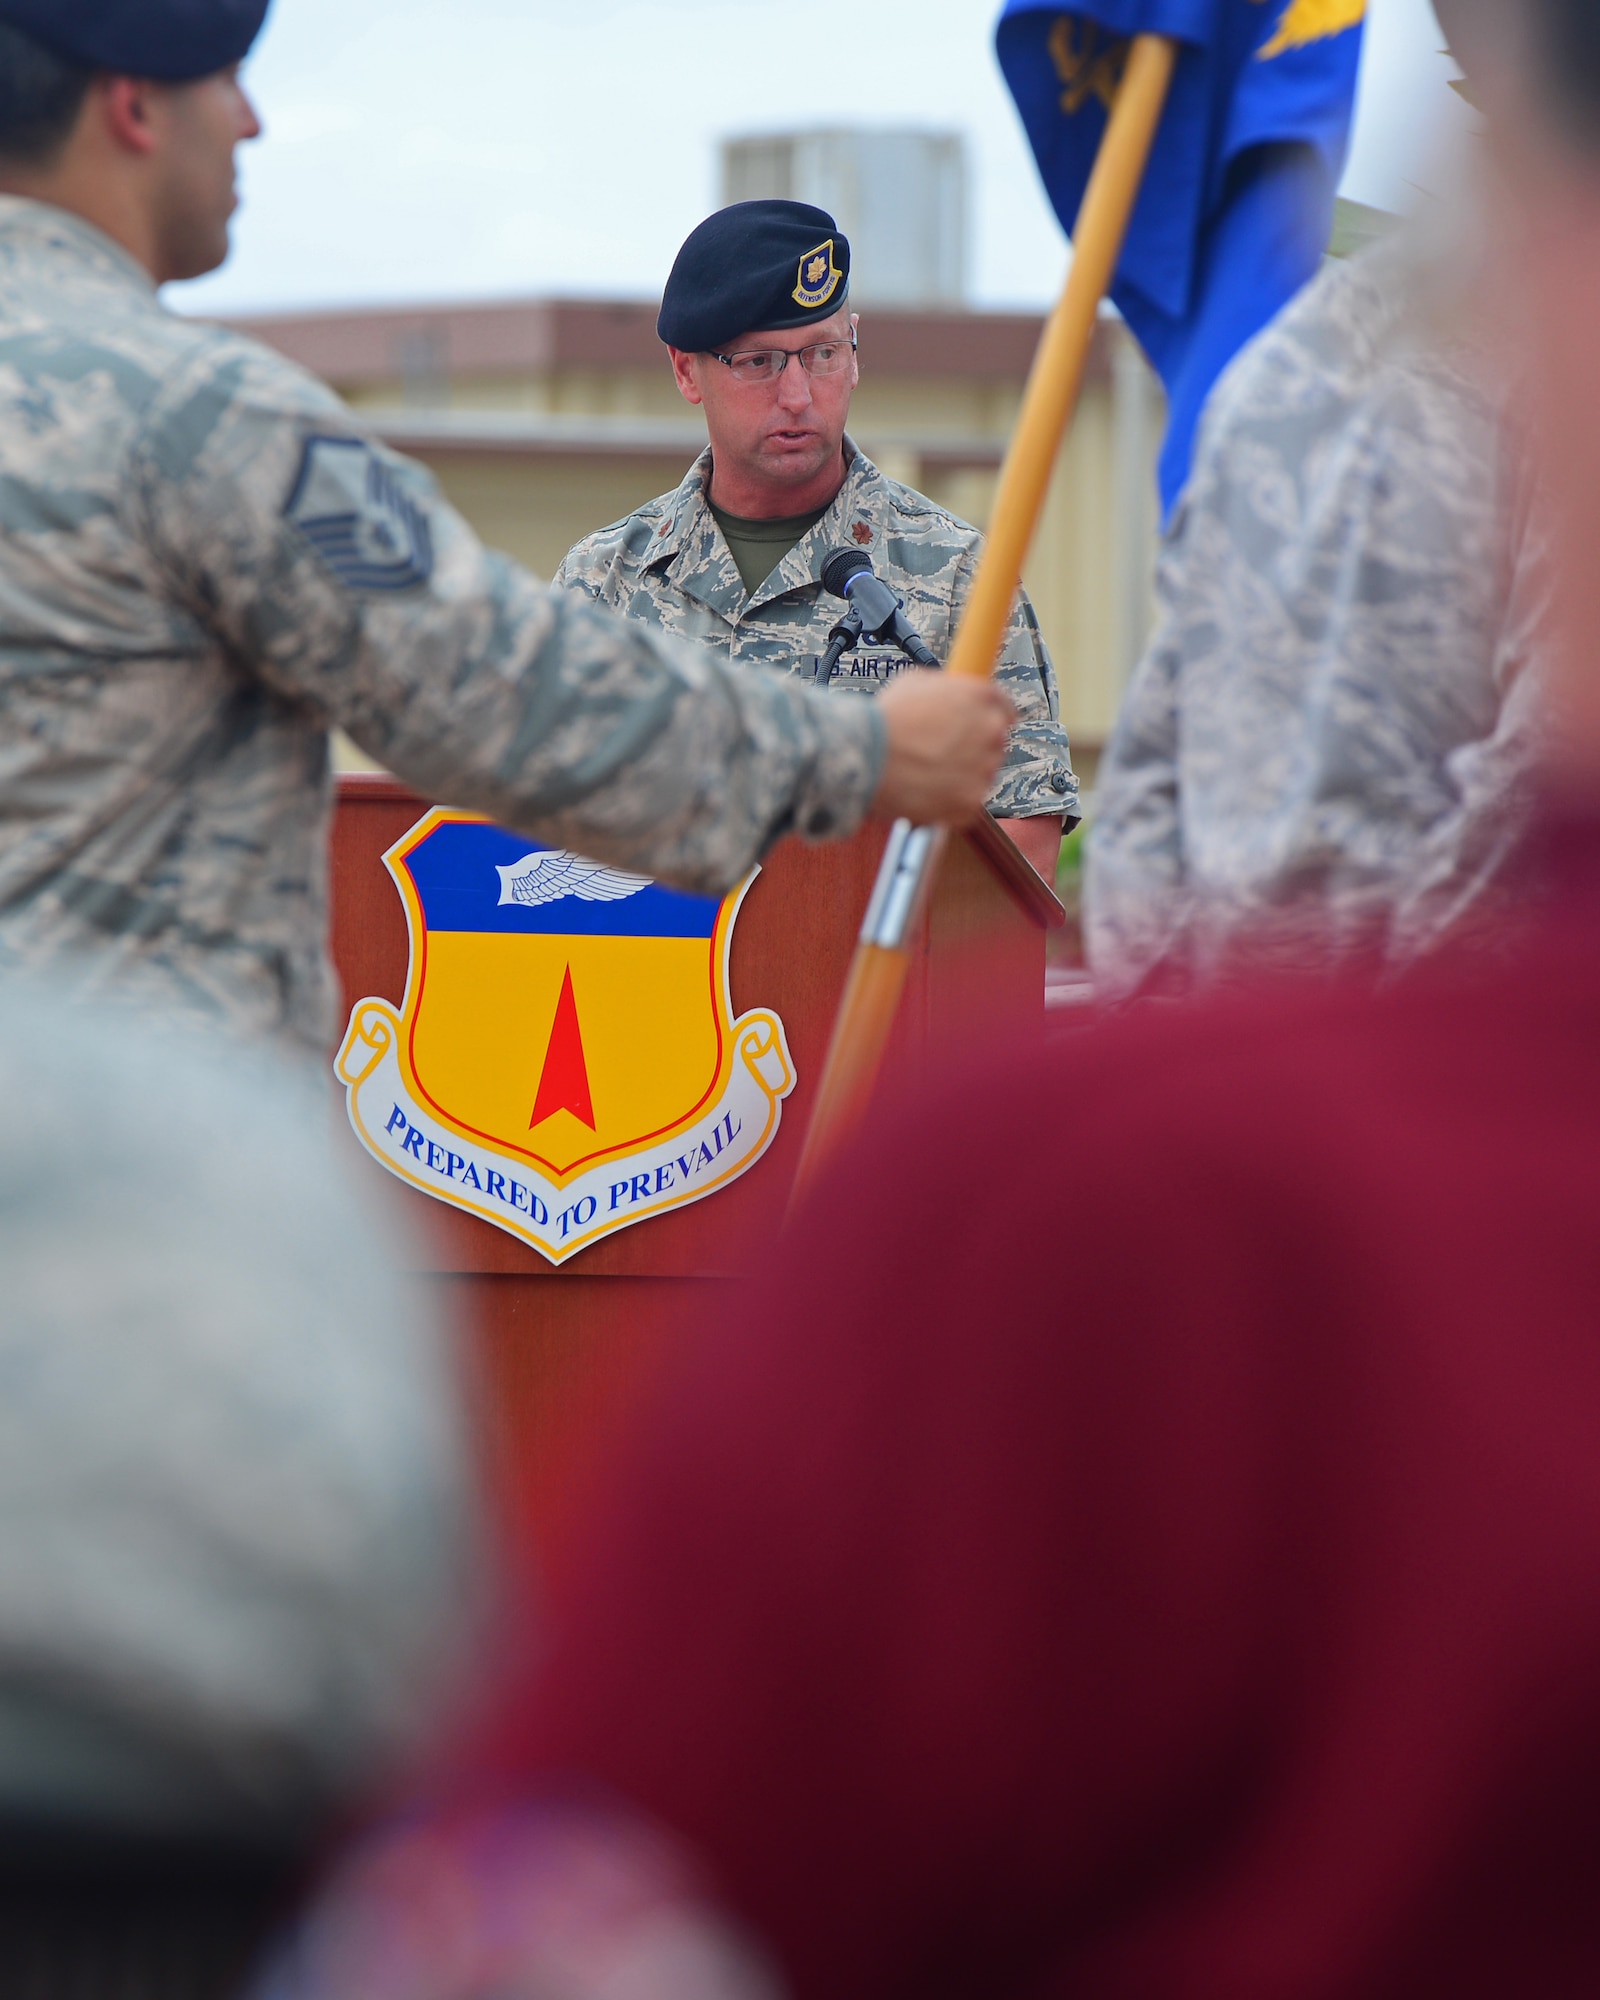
[820,548,939,670]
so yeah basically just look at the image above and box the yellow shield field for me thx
[390,815,736,1186]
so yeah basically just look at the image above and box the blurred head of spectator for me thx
[0,988,480,1997]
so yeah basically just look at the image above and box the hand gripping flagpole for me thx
[788,31,1178,1213]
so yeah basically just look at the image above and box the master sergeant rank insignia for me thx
[284,434,434,592]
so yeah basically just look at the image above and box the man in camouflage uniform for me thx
[557,200,1078,883]
[1084,220,1549,1000]
[0,4,1011,1063]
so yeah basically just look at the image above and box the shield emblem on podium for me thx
[335,810,794,1263]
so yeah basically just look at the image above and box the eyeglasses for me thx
[710,335,857,386]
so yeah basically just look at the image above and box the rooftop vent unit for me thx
[721,129,969,309]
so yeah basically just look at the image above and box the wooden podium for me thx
[329,774,1063,1492]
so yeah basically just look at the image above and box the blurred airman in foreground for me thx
[0,984,477,1996]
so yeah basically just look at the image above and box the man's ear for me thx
[100,76,163,159]
[668,347,706,408]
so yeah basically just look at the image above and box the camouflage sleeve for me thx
[950,549,1078,821]
[1083,549,1192,1001]
[1389,482,1554,964]
[130,339,884,896]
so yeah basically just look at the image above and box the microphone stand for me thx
[815,606,864,686]
[887,621,939,669]
[815,603,938,687]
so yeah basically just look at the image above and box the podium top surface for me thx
[333,773,1065,931]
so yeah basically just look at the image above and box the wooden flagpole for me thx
[788,31,1178,1212]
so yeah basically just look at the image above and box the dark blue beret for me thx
[658,200,852,353]
[0,0,270,80]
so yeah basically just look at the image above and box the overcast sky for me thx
[171,0,1471,320]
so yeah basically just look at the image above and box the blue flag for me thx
[996,1,1366,519]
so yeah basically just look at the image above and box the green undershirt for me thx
[711,502,830,598]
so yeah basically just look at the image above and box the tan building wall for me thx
[417,450,691,584]
[230,297,1163,756]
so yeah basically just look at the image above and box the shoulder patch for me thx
[284,435,434,592]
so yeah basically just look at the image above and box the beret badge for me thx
[793,239,844,312]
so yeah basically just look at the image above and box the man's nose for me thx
[775,352,813,411]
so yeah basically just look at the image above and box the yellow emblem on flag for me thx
[1049,16,1129,116]
[1256,0,1366,59]
[793,238,844,311]
[334,810,794,1264]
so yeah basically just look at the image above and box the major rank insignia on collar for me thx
[793,238,843,311]
[335,810,794,1263]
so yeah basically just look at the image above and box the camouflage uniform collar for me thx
[0,195,156,297]
[649,446,717,571]
[656,438,889,623]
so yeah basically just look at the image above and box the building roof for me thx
[356,407,1006,475]
[220,295,1116,389]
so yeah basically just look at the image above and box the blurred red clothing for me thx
[490,810,1600,2000]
